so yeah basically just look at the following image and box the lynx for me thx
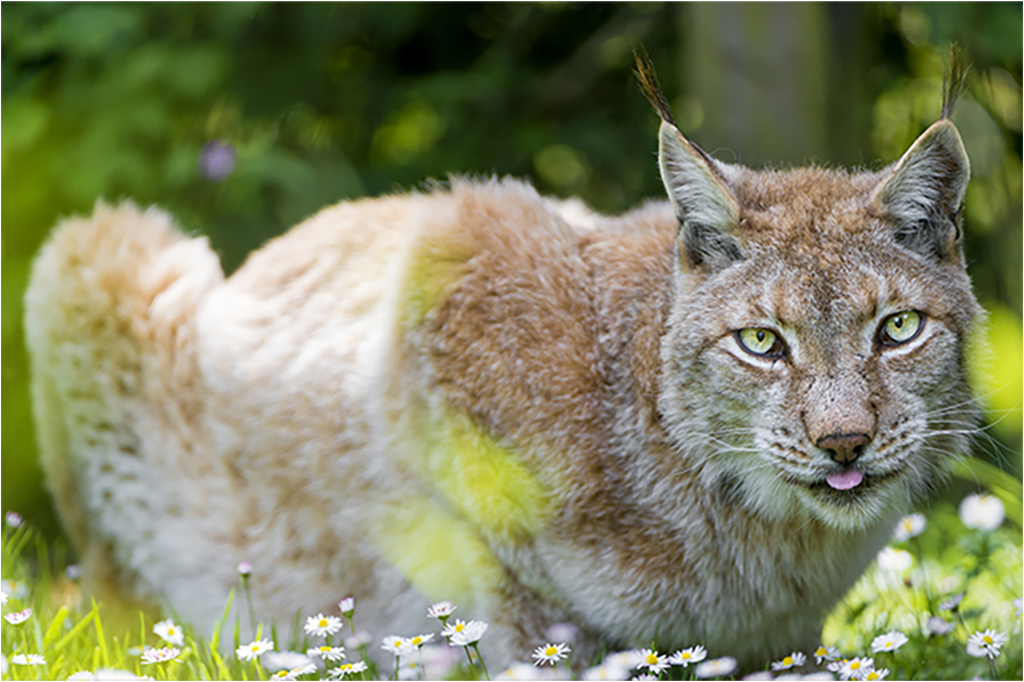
[25,55,980,671]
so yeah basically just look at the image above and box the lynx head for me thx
[638,51,983,532]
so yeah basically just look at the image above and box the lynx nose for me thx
[816,432,871,465]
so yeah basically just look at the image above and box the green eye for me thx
[737,328,784,357]
[880,310,922,345]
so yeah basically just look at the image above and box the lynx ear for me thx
[870,119,970,261]
[659,122,743,272]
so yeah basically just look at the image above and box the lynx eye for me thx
[879,310,923,345]
[736,328,785,357]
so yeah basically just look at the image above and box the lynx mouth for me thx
[805,469,900,503]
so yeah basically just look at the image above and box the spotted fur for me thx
[26,107,980,670]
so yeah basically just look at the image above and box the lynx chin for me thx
[25,55,981,671]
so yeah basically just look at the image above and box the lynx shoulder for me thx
[25,63,981,669]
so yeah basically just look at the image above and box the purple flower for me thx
[199,141,236,181]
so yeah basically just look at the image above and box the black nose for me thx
[816,432,871,465]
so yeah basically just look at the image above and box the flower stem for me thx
[241,575,257,639]
[462,645,480,679]
[562,657,578,681]
[471,644,490,681]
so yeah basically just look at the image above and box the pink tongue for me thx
[826,469,864,490]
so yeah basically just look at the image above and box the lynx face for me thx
[657,120,981,532]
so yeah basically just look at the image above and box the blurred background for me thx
[2,2,1021,541]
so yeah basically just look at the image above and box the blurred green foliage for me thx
[2,3,1021,539]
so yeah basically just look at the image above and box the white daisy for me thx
[870,631,907,653]
[4,608,32,625]
[271,664,317,681]
[834,657,873,681]
[813,644,841,664]
[263,652,315,672]
[237,561,253,576]
[859,669,890,681]
[330,661,368,678]
[583,662,630,680]
[345,630,373,649]
[636,649,669,675]
[892,513,926,541]
[632,675,657,681]
[236,638,275,661]
[694,656,737,678]
[497,662,543,680]
[338,596,355,617]
[876,547,913,573]
[959,493,1005,530]
[532,642,571,665]
[68,671,96,681]
[0,589,7,606]
[967,629,1008,658]
[382,635,414,656]
[306,644,346,662]
[925,616,954,636]
[10,653,45,666]
[400,660,430,681]
[770,651,806,670]
[427,600,457,620]
[939,593,964,611]
[668,645,707,667]
[5,511,23,527]
[304,613,344,637]
[153,619,184,646]
[140,647,180,664]
[409,633,434,648]
[450,620,488,647]
[1,580,28,600]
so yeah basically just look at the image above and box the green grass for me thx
[1,467,1021,681]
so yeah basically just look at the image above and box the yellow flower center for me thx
[320,646,331,653]
[341,664,352,671]
[645,653,659,665]
[783,656,793,666]
[412,637,422,645]
[851,662,861,670]
[815,647,826,656]
[885,641,892,648]
[682,653,691,660]
[319,619,328,627]
[866,673,879,681]
[393,641,401,648]
[983,635,993,644]
[545,646,558,656]
[275,672,288,679]
[455,624,465,632]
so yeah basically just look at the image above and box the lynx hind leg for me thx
[24,201,224,618]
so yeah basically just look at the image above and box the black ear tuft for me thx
[633,46,677,129]
[941,43,971,120]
